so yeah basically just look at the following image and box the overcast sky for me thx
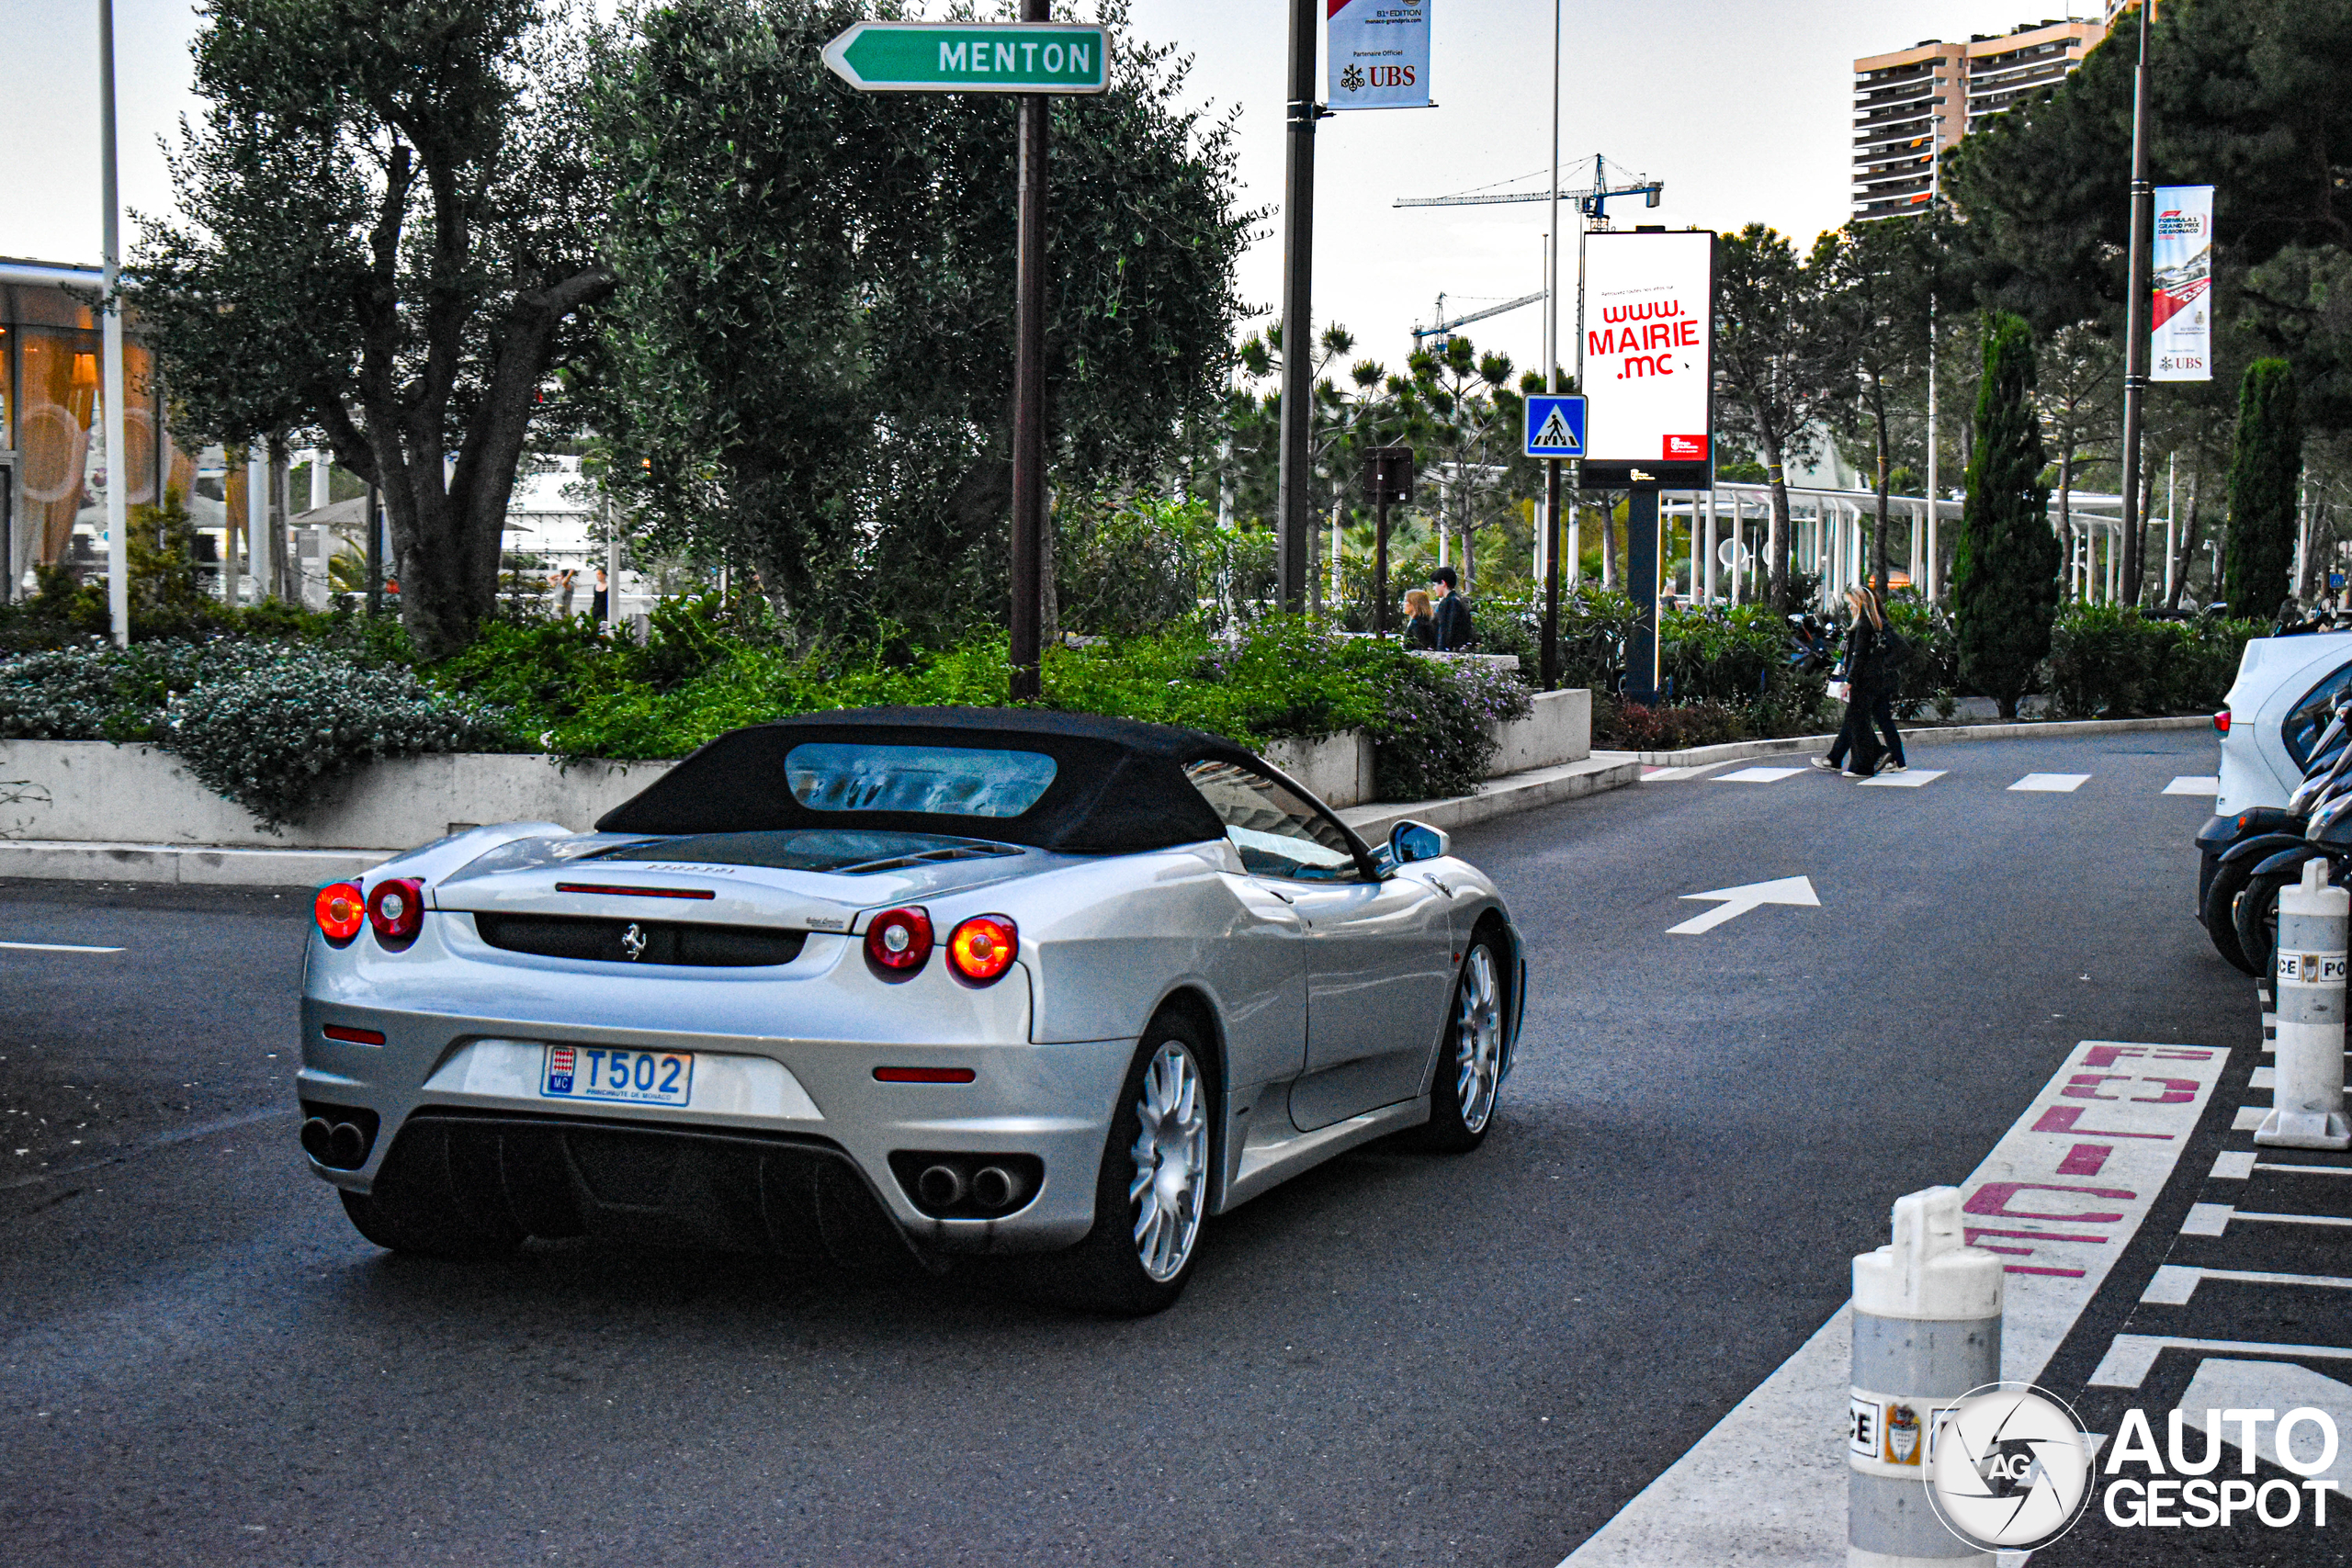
[3,0,2102,381]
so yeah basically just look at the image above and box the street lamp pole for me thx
[100,0,130,648]
[1538,0,1563,690]
[2116,0,2155,609]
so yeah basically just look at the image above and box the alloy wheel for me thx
[1453,943,1503,1134]
[1127,1041,1208,1282]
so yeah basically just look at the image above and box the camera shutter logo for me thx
[1927,1383,2096,1551]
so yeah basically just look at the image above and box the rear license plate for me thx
[541,1044,694,1106]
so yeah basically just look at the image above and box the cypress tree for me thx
[1952,313,2059,719]
[2224,359,2303,619]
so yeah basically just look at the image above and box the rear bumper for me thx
[298,1008,1136,1255]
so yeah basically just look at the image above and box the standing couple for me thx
[1812,585,1908,777]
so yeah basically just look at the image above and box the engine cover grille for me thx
[471,911,808,967]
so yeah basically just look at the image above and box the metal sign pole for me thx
[1274,0,1317,613]
[1008,0,1050,697]
[1539,0,1563,691]
[2117,0,2154,610]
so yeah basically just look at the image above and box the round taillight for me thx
[865,907,933,975]
[367,877,425,946]
[947,915,1018,985]
[315,882,366,943]
[2213,709,2231,735]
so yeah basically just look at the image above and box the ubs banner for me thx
[1581,228,1716,487]
[2152,185,2214,382]
[1327,0,1430,111]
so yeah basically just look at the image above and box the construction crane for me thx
[1413,290,1547,346]
[1394,152,1663,216]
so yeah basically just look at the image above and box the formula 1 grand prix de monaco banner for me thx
[2152,185,2214,382]
[1327,0,1430,110]
[1580,228,1715,487]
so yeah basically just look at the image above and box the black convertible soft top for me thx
[595,707,1270,855]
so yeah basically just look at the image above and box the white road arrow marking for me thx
[1668,874,1820,935]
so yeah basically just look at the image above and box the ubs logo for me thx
[620,922,649,961]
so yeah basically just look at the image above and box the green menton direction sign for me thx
[821,22,1111,95]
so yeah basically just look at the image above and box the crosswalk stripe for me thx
[2009,772,2091,792]
[1857,768,1944,788]
[1713,766,1804,784]
[2165,774,2221,795]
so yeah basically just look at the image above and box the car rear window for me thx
[2284,660,2352,771]
[784,743,1057,818]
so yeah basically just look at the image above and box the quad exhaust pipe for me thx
[970,1165,1023,1211]
[916,1164,967,1209]
[300,1111,376,1169]
[896,1153,1042,1217]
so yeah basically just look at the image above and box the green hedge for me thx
[2044,607,2260,719]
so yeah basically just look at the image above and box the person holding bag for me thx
[1813,586,1905,776]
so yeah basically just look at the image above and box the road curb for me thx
[0,757,1645,887]
[0,840,390,887]
[1340,754,1641,842]
[1606,712,2212,769]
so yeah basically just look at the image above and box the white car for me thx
[2215,630,2352,814]
[296,707,1525,1314]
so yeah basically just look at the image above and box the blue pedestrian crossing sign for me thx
[1524,394,1587,458]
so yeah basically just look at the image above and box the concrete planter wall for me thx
[0,741,673,851]
[1260,688,1590,809]
[1,690,1589,851]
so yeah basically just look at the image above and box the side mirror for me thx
[1390,820,1450,865]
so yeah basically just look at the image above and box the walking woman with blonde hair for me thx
[1813,585,1907,776]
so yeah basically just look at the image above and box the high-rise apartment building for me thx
[1851,17,2109,220]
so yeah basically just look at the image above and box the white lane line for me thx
[2253,1065,2277,1089]
[2182,1202,2352,1235]
[2211,1150,2257,1179]
[1857,768,1946,788]
[1555,1039,2226,1568]
[1713,766,1804,784]
[2090,1334,2352,1389]
[0,940,125,953]
[2165,775,2221,796]
[2235,1105,2267,1130]
[2143,1263,2352,1305]
[2260,1161,2352,1177]
[2009,773,2091,793]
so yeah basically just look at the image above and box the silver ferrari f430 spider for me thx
[299,707,1523,1313]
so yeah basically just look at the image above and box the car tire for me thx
[2201,854,2263,975]
[1411,933,1508,1154]
[1017,1013,1216,1317]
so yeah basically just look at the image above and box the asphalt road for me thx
[0,731,2246,1567]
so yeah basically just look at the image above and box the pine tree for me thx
[1952,313,2059,719]
[2223,359,2303,619]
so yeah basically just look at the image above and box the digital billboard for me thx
[1580,229,1715,487]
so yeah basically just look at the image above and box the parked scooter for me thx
[2200,694,2352,973]
[2233,786,2352,978]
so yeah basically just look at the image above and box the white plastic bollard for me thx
[2258,857,2352,1149]
[1849,1187,2004,1567]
